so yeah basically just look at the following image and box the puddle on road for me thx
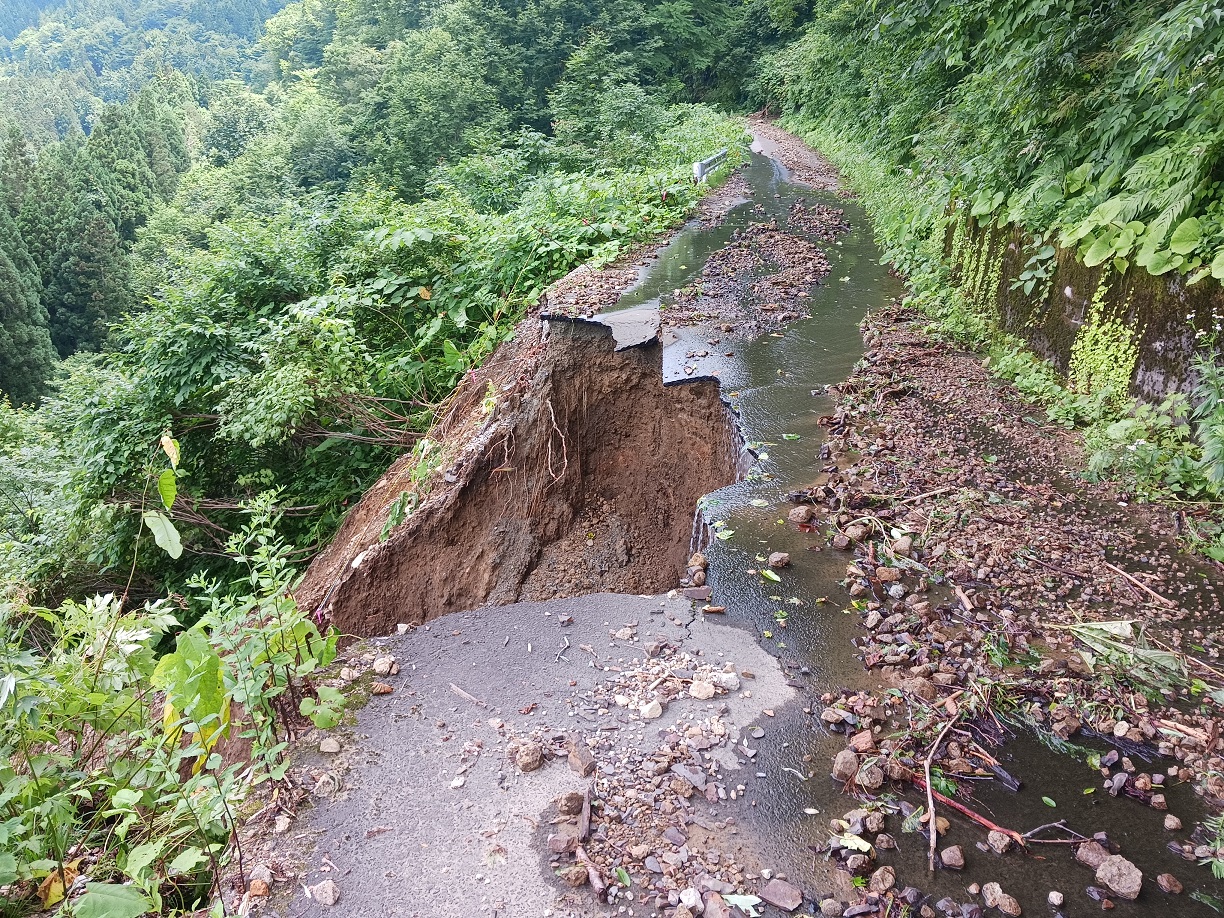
[599,141,1224,914]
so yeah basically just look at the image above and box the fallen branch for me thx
[953,585,975,614]
[924,718,957,872]
[575,844,606,896]
[911,775,1025,849]
[1103,561,1176,609]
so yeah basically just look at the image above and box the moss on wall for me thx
[945,207,1224,401]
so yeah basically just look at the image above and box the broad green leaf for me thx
[1082,234,1113,267]
[761,569,782,583]
[157,470,177,511]
[1042,796,1057,807]
[615,867,632,887]
[73,882,152,918]
[1169,217,1202,256]
[142,510,182,559]
[167,847,207,876]
[122,842,161,882]
[0,853,16,885]
[782,433,800,440]
[1211,250,1224,280]
[715,529,734,540]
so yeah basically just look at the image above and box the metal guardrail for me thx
[692,148,728,183]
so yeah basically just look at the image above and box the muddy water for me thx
[601,144,1224,914]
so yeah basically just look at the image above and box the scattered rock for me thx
[556,792,584,815]
[996,893,1021,916]
[370,681,393,695]
[788,505,814,524]
[987,830,1012,855]
[981,883,1002,908]
[870,865,896,893]
[319,737,341,754]
[516,742,544,772]
[1096,855,1143,900]
[640,699,664,719]
[759,878,803,911]
[857,762,885,791]
[567,741,596,776]
[1149,792,1167,810]
[689,681,717,700]
[768,552,791,568]
[1156,873,1182,894]
[560,865,588,887]
[308,879,340,907]
[704,892,733,918]
[1047,891,1063,908]
[832,748,859,782]
[372,655,395,675]
[680,887,704,913]
[1164,814,1182,831]
[848,730,875,753]
[248,879,270,897]
[940,846,965,870]
[1074,840,1110,869]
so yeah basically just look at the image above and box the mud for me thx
[297,318,740,637]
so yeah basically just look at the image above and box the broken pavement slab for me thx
[279,592,793,917]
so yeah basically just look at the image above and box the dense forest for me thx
[1,0,1222,913]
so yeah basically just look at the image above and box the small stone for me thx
[987,830,1012,855]
[876,833,896,849]
[759,878,803,911]
[1156,873,1182,894]
[516,742,544,772]
[1149,793,1167,810]
[848,730,875,753]
[548,833,577,854]
[819,899,841,917]
[250,865,273,885]
[1096,854,1143,900]
[892,535,913,556]
[640,699,664,719]
[901,677,937,701]
[940,846,964,870]
[981,883,1002,908]
[308,879,340,907]
[1075,840,1110,869]
[788,505,814,523]
[703,892,732,918]
[273,814,292,834]
[1164,814,1182,831]
[689,681,716,700]
[319,737,341,754]
[680,887,704,913]
[857,763,885,791]
[845,854,871,873]
[832,749,859,782]
[995,894,1021,917]
[768,552,791,568]
[1047,891,1064,908]
[370,681,393,695]
[248,879,270,897]
[560,865,588,887]
[568,742,596,776]
[556,792,584,815]
[372,655,395,675]
[870,866,896,893]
